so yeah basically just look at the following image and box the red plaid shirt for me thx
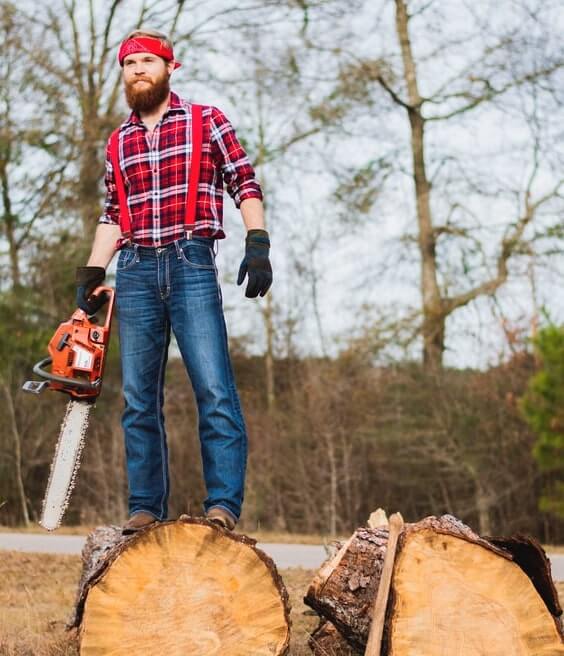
[99,91,262,246]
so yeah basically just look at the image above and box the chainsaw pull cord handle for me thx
[109,104,203,246]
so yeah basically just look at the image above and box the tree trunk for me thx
[475,479,493,536]
[68,516,291,655]
[78,119,104,240]
[1,381,29,526]
[305,515,564,655]
[0,162,21,289]
[264,292,276,411]
[395,0,444,369]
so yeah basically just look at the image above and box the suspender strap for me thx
[185,104,203,236]
[109,128,132,241]
[108,103,204,244]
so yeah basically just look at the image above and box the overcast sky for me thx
[6,0,564,369]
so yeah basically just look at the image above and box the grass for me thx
[3,548,561,655]
[0,552,80,656]
[0,551,318,656]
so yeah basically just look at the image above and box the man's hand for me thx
[76,266,107,315]
[237,229,272,298]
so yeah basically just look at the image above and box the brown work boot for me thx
[122,511,159,535]
[206,506,237,531]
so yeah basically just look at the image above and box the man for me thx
[76,29,271,533]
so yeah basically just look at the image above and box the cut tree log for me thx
[305,514,564,655]
[68,516,291,655]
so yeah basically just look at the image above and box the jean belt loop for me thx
[133,243,140,262]
[174,239,182,259]
[185,229,193,241]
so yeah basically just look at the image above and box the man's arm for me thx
[240,197,265,232]
[86,223,122,268]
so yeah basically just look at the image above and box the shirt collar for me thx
[124,90,186,127]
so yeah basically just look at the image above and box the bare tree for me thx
[0,2,69,288]
[311,0,564,368]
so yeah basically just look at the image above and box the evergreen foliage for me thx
[521,326,564,517]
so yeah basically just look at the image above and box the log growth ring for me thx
[79,519,291,655]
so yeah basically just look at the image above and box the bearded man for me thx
[76,29,271,533]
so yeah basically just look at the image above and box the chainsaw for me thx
[22,286,115,531]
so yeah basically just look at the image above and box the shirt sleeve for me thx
[210,106,263,208]
[98,138,120,226]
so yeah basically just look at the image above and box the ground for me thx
[0,551,319,656]
[1,547,562,655]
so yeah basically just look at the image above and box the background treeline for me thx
[2,323,564,542]
[1,0,564,539]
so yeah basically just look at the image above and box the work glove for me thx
[76,266,107,315]
[237,229,273,298]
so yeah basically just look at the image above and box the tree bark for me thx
[68,516,291,655]
[309,619,359,656]
[305,515,564,655]
[1,381,29,526]
[395,0,444,370]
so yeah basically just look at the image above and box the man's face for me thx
[123,53,174,114]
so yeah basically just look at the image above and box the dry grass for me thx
[0,552,318,656]
[3,550,560,655]
[0,552,81,655]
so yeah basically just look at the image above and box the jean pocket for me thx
[179,242,215,269]
[117,249,138,271]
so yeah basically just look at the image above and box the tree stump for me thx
[68,516,291,655]
[305,514,564,655]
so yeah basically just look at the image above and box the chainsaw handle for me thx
[32,357,101,391]
[91,286,115,330]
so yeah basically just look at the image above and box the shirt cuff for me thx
[98,213,119,226]
[233,183,263,209]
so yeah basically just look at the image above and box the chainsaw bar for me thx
[39,399,92,531]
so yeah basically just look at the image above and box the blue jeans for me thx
[115,237,246,524]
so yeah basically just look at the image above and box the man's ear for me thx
[167,61,175,76]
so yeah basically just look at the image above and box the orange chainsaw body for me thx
[24,286,115,401]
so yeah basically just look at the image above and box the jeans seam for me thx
[165,252,170,298]
[213,258,222,304]
[156,320,169,520]
[218,311,246,513]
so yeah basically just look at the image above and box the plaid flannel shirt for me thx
[99,91,262,246]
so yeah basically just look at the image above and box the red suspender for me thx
[185,104,203,235]
[108,103,203,243]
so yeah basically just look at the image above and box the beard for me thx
[125,70,171,114]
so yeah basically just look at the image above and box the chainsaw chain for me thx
[40,401,92,530]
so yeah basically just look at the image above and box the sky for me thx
[4,0,564,370]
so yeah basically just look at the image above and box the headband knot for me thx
[118,36,181,69]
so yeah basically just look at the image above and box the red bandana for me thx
[118,36,182,69]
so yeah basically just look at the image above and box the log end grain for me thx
[72,517,291,656]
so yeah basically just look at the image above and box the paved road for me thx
[1,532,563,579]
[0,532,330,570]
